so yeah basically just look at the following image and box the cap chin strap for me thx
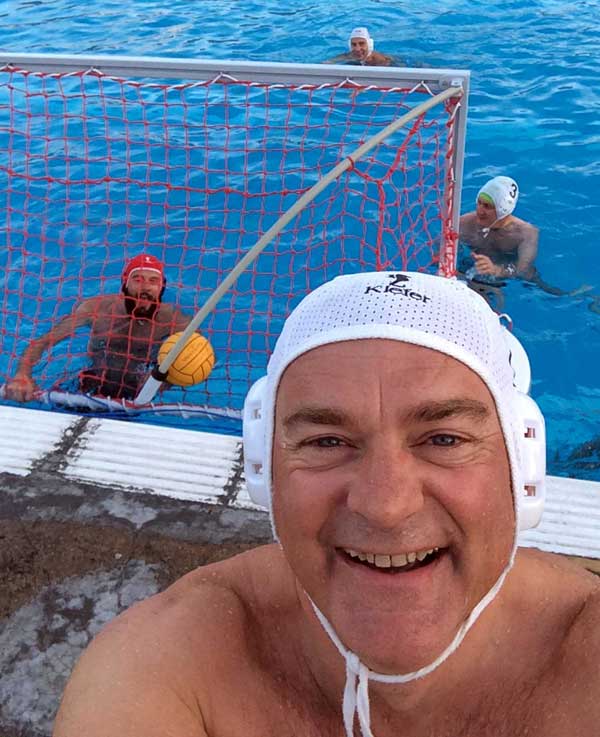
[481,219,501,238]
[481,213,511,238]
[308,551,515,737]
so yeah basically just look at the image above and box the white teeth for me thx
[344,546,439,569]
[374,554,391,568]
[391,553,408,567]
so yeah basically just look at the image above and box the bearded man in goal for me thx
[5,254,190,402]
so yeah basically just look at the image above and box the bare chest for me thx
[206,674,593,737]
[462,224,522,256]
[88,311,175,358]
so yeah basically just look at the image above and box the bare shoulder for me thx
[560,563,600,666]
[141,542,294,637]
[459,211,477,225]
[509,215,539,239]
[156,301,190,328]
[459,211,478,234]
[54,544,291,737]
[75,294,121,316]
[368,51,393,66]
[534,549,600,723]
[515,546,600,603]
[514,548,600,672]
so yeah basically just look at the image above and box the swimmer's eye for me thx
[427,434,464,447]
[130,275,161,285]
[304,436,346,448]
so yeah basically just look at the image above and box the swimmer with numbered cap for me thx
[54,270,600,737]
[459,175,539,280]
[459,175,594,303]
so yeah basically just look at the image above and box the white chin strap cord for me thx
[482,213,507,238]
[481,218,500,238]
[309,558,513,737]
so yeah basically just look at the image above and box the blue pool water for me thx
[1,0,599,480]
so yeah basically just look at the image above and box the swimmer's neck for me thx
[480,214,513,234]
[492,214,513,229]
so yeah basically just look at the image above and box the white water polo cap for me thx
[477,175,519,220]
[244,270,545,532]
[348,26,374,54]
[242,271,545,737]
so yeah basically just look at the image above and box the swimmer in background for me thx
[323,27,395,67]
[459,176,538,282]
[459,175,594,309]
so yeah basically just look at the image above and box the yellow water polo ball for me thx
[158,332,215,387]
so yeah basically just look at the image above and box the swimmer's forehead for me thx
[477,193,496,206]
[275,339,496,424]
[127,267,163,280]
[279,337,469,370]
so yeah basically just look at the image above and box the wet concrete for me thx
[0,463,272,737]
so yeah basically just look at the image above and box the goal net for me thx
[0,54,468,433]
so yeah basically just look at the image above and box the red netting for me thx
[0,63,461,430]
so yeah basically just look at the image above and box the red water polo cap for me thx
[122,254,165,284]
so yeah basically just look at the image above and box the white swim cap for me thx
[242,271,545,737]
[348,26,374,54]
[477,175,519,220]
[255,270,543,526]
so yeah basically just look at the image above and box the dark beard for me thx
[124,291,160,320]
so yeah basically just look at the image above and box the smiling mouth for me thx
[340,546,443,574]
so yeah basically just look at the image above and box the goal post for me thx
[0,53,469,429]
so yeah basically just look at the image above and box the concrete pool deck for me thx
[1,404,599,736]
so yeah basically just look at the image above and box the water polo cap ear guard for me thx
[242,330,546,530]
[242,375,270,508]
